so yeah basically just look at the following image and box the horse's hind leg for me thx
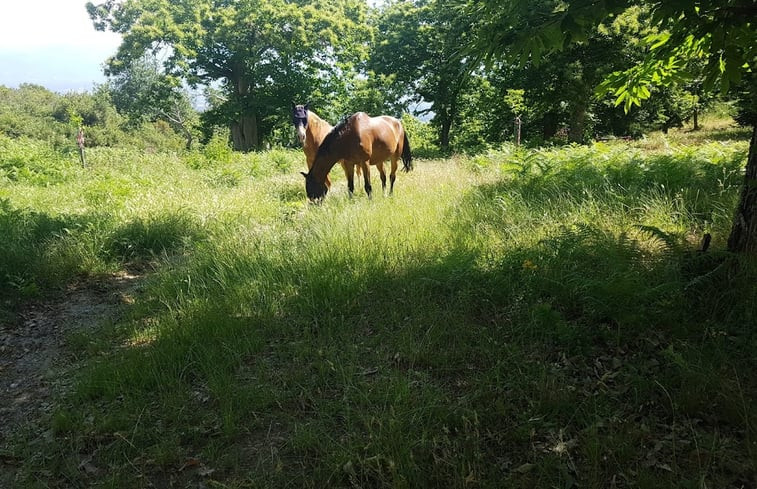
[361,161,372,198]
[375,160,387,195]
[344,162,356,197]
[389,155,399,195]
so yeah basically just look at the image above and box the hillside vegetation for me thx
[1,117,755,487]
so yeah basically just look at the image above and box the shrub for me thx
[0,135,77,185]
[203,129,234,164]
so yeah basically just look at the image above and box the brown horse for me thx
[291,103,359,190]
[301,112,412,201]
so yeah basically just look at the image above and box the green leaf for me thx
[646,32,670,50]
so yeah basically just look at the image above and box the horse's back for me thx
[327,112,404,165]
[368,115,401,136]
[363,115,403,159]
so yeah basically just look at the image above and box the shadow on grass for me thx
[107,210,206,260]
[0,198,91,298]
[35,226,757,488]
[0,199,205,308]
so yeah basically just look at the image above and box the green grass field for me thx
[1,121,756,488]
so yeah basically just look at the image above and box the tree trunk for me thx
[229,72,259,152]
[182,125,193,151]
[693,106,699,131]
[568,104,587,143]
[727,125,757,254]
[160,110,194,151]
[230,114,259,151]
[515,116,522,146]
[542,112,559,140]
[440,119,451,151]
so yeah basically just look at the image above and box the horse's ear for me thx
[305,101,311,110]
[291,101,296,109]
[300,171,308,178]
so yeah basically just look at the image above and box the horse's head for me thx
[291,102,309,145]
[301,171,328,202]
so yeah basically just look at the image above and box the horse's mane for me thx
[315,114,353,160]
[307,111,332,139]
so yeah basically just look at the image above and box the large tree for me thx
[463,0,757,253]
[87,0,368,151]
[369,0,477,151]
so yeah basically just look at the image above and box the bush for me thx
[401,113,442,158]
[0,84,189,152]
[203,129,235,164]
[0,135,77,185]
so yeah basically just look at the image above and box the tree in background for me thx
[503,89,525,146]
[370,0,477,151]
[87,0,368,151]
[108,55,199,149]
[330,72,408,121]
[488,6,672,143]
[372,3,696,149]
[463,0,757,253]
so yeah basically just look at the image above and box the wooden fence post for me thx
[514,116,522,147]
[77,127,86,167]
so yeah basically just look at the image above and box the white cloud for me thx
[0,0,120,50]
[0,0,121,90]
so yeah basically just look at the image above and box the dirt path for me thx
[0,272,141,448]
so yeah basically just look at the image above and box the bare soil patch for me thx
[0,272,141,451]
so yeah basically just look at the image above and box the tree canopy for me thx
[87,0,369,150]
[463,0,755,111]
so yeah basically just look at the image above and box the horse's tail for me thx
[401,131,413,172]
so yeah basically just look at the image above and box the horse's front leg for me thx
[361,161,372,198]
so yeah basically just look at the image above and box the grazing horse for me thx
[301,112,412,201]
[291,102,358,190]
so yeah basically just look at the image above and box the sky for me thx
[0,0,122,93]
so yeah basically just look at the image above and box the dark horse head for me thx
[300,171,328,202]
[291,102,309,145]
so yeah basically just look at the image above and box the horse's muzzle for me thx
[296,126,306,145]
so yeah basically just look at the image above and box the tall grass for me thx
[0,141,302,302]
[2,131,755,488]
